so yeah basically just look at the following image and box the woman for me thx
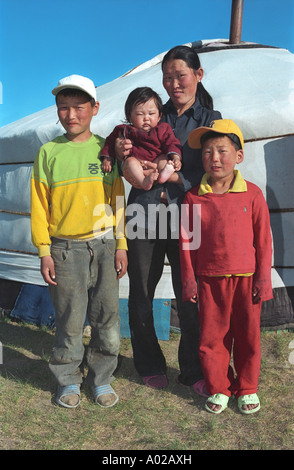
[120,45,221,392]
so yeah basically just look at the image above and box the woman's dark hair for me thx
[125,87,163,123]
[161,45,214,110]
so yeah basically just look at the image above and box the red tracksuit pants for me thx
[197,275,261,398]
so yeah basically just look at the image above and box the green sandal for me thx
[238,394,260,414]
[205,393,229,414]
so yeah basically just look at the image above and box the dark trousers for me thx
[127,221,203,385]
[49,237,120,387]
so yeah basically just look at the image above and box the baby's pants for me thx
[197,275,261,398]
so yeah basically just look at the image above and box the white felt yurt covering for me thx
[0,39,294,329]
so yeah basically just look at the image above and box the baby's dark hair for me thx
[55,88,96,107]
[125,87,163,123]
[162,45,214,110]
[201,131,242,150]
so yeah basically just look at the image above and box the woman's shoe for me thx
[142,374,168,389]
[191,379,210,397]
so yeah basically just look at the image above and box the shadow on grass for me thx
[115,352,200,406]
[0,319,200,407]
[0,319,54,391]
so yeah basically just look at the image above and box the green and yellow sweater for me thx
[31,134,127,257]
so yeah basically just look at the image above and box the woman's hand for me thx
[139,160,157,170]
[122,159,158,189]
[170,154,182,171]
[115,249,128,279]
[115,136,133,163]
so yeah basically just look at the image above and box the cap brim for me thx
[52,84,96,100]
[188,126,215,149]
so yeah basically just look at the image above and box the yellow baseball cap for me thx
[188,119,244,149]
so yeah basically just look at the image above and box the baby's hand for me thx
[170,154,182,171]
[102,157,113,173]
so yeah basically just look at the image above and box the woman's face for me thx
[162,59,203,115]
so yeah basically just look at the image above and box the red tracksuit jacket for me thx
[180,174,273,303]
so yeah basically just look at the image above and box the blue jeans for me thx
[48,237,120,387]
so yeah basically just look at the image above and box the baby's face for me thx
[130,98,161,133]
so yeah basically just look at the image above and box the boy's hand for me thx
[252,286,261,304]
[41,256,57,286]
[115,249,128,279]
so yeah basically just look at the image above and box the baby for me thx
[101,87,182,190]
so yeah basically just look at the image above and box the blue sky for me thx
[0,0,293,127]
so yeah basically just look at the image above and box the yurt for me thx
[0,36,294,334]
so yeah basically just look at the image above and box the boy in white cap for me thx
[180,119,272,414]
[31,74,127,408]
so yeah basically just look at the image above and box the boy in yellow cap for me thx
[180,119,272,414]
[31,75,127,408]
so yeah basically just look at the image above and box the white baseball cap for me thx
[52,74,97,101]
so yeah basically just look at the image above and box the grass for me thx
[0,317,294,451]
